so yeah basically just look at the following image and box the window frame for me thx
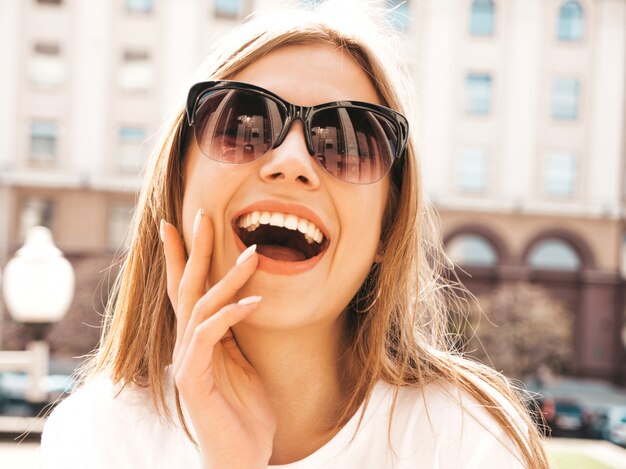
[543,151,578,198]
[29,120,59,165]
[465,73,493,115]
[551,77,580,121]
[557,0,585,42]
[458,148,489,193]
[469,0,495,37]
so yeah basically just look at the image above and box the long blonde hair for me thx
[80,4,548,467]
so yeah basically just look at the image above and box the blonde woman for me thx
[42,4,548,468]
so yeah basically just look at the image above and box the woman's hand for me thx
[161,209,277,469]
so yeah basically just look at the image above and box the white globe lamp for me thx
[0,226,75,402]
[2,226,74,324]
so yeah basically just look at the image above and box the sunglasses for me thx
[180,80,409,184]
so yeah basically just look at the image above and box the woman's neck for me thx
[232,313,354,464]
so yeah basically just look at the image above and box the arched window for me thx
[558,1,584,42]
[528,239,581,271]
[470,0,495,36]
[447,234,499,267]
[214,0,242,19]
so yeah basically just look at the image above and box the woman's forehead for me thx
[229,43,382,107]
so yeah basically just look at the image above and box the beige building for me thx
[0,0,625,379]
[410,0,626,381]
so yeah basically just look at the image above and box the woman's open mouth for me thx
[232,209,330,274]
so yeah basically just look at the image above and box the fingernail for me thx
[160,219,166,243]
[236,244,257,266]
[193,208,204,236]
[238,295,262,306]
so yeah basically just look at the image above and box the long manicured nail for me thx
[236,244,257,266]
[238,295,262,306]
[159,219,166,243]
[193,208,204,236]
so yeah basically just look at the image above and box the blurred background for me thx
[0,0,625,467]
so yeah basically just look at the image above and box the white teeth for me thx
[297,219,308,234]
[313,227,322,243]
[269,212,285,227]
[260,211,271,224]
[284,214,298,230]
[305,222,316,240]
[237,210,326,245]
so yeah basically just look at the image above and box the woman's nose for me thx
[258,120,321,189]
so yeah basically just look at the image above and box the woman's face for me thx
[181,44,390,330]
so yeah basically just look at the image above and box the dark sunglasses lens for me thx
[194,89,286,163]
[311,108,397,183]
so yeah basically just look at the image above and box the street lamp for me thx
[0,226,75,402]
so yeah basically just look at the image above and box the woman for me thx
[42,4,548,468]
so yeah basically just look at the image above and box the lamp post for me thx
[0,226,75,402]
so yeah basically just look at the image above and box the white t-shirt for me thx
[41,370,527,469]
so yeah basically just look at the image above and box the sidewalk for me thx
[0,441,40,469]
[545,438,626,469]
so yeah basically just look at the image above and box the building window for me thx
[298,0,324,8]
[125,0,154,13]
[528,238,581,271]
[466,73,492,115]
[386,0,411,32]
[447,234,498,267]
[30,42,65,86]
[18,198,55,242]
[118,50,153,91]
[551,77,580,120]
[544,152,577,197]
[118,126,148,172]
[558,1,584,42]
[469,0,494,36]
[108,204,135,250]
[214,0,242,18]
[30,121,58,163]
[458,149,488,193]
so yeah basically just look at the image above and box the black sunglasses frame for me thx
[179,80,410,183]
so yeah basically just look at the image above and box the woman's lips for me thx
[232,227,327,276]
[230,200,331,275]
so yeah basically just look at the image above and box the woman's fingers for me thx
[162,206,260,372]
[175,297,262,392]
[174,244,259,372]
[161,219,186,313]
[162,209,214,362]
[177,209,214,325]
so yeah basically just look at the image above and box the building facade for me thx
[0,0,625,381]
[410,0,626,381]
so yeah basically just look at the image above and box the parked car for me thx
[590,406,626,446]
[540,394,593,438]
[0,371,74,418]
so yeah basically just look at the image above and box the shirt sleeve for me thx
[40,393,88,469]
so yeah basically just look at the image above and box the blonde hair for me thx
[79,3,548,467]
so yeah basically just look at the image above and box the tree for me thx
[462,282,572,379]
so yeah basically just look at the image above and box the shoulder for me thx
[42,375,150,434]
[41,375,180,468]
[41,376,111,467]
[373,379,529,468]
